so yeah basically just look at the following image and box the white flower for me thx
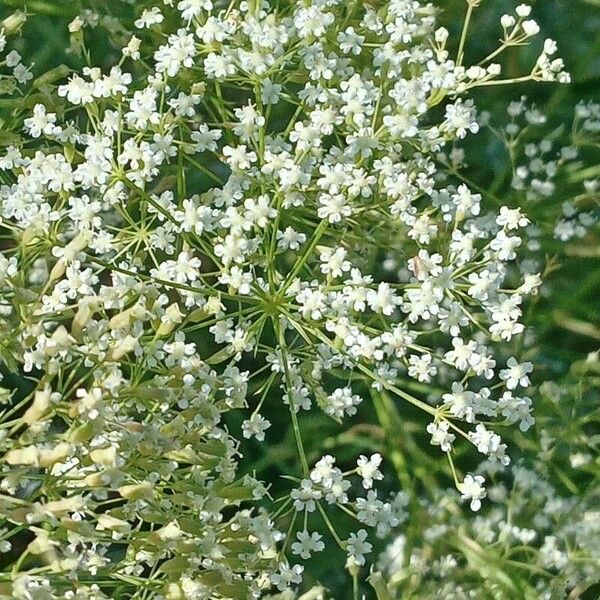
[443,382,476,422]
[345,529,372,566]
[204,52,236,79]
[291,530,324,559]
[261,78,282,105]
[338,27,365,55]
[126,87,160,130]
[290,480,321,512]
[498,392,534,432]
[452,184,481,217]
[458,474,487,511]
[310,455,337,487]
[317,193,352,224]
[319,247,351,278]
[522,20,540,37]
[516,4,532,18]
[222,144,257,171]
[325,387,362,419]
[243,195,276,229]
[13,63,33,84]
[356,454,383,489]
[134,7,164,29]
[271,563,303,591]
[408,353,437,383]
[444,337,479,371]
[178,0,213,21]
[155,29,196,77]
[277,227,306,250]
[468,424,510,465]
[499,357,533,390]
[539,536,568,570]
[496,206,529,230]
[490,230,522,261]
[191,123,222,152]
[443,99,479,138]
[5,50,21,68]
[426,421,456,452]
[219,266,253,295]
[367,283,400,316]
[294,6,334,39]
[0,255,18,285]
[24,104,59,138]
[242,413,271,441]
[58,75,94,105]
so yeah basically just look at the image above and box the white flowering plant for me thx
[0,0,597,598]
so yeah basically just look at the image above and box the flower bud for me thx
[522,19,540,36]
[22,386,52,426]
[90,445,118,467]
[72,298,100,337]
[42,496,84,517]
[108,335,138,360]
[28,531,57,555]
[68,16,84,33]
[156,303,183,336]
[204,295,224,315]
[156,520,182,541]
[38,442,73,468]
[5,445,39,466]
[118,481,154,501]
[434,27,448,44]
[96,514,131,536]
[109,304,146,330]
[1,11,27,35]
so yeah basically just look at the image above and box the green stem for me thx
[317,502,345,549]
[276,319,310,477]
[456,1,477,67]
[371,390,415,496]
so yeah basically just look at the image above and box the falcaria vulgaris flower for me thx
[0,0,574,597]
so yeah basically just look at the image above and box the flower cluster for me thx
[0,0,577,597]
[379,463,600,598]
[449,96,599,261]
[0,17,32,89]
[377,361,600,599]
[287,453,405,567]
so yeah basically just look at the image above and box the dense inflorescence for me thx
[0,0,590,598]
[377,366,600,600]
